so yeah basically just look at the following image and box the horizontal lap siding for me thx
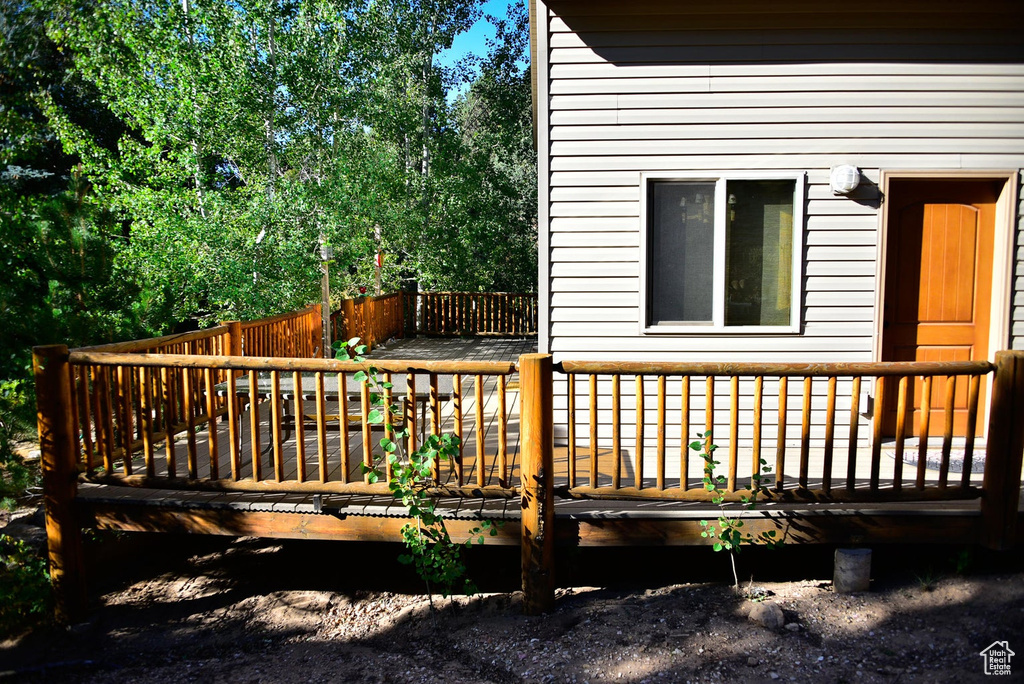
[543,0,1024,361]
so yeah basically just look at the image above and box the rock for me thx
[747,656,759,666]
[748,602,785,630]
[785,622,801,632]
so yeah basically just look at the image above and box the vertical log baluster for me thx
[116,366,133,473]
[939,375,956,489]
[76,366,94,474]
[704,376,714,444]
[152,368,165,443]
[870,377,885,491]
[89,366,104,470]
[822,376,837,493]
[227,370,240,480]
[100,367,115,473]
[656,375,666,491]
[383,372,394,481]
[140,367,154,477]
[893,375,910,491]
[340,372,351,483]
[430,373,441,483]
[752,376,763,491]
[292,371,306,483]
[315,372,328,482]
[611,374,621,490]
[248,370,262,482]
[475,374,486,487]
[962,374,981,489]
[728,376,738,492]
[183,368,198,479]
[567,373,576,488]
[162,367,177,478]
[589,374,598,488]
[405,372,416,460]
[360,375,372,483]
[635,376,644,490]
[917,376,933,490]
[498,374,508,488]
[204,368,219,480]
[271,371,284,482]
[454,374,464,485]
[799,377,812,489]
[680,376,690,490]
[846,376,861,492]
[68,364,82,465]
[775,377,788,492]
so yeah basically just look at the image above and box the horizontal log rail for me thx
[64,351,519,496]
[555,359,1001,504]
[558,360,995,378]
[73,326,229,355]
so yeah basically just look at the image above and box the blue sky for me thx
[436,0,522,70]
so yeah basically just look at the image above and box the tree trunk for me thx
[181,0,206,218]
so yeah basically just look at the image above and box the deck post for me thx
[223,320,242,357]
[365,297,376,351]
[981,350,1024,550]
[315,302,327,358]
[341,297,355,345]
[32,344,86,623]
[519,353,555,614]
[401,280,418,338]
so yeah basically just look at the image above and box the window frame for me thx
[639,171,806,335]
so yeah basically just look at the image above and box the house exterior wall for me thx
[538,0,1024,363]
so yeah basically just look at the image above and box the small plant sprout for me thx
[692,430,782,591]
[331,337,499,604]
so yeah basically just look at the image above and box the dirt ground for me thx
[2,505,1023,684]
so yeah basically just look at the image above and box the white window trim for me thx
[639,171,806,335]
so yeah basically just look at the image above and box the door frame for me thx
[873,169,1020,435]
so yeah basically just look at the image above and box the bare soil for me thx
[2,506,1023,684]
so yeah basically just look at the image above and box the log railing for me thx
[330,292,404,353]
[62,350,519,496]
[68,327,234,477]
[239,304,322,359]
[74,326,230,356]
[554,359,1010,503]
[32,345,1024,621]
[414,292,537,337]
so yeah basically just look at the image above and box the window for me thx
[641,173,804,333]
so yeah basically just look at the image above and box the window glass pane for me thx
[648,181,716,325]
[724,180,795,326]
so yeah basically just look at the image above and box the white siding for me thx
[541,0,1024,362]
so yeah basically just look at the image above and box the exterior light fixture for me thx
[830,164,861,195]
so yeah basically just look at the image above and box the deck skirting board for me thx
[75,482,1001,548]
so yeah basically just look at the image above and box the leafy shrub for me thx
[0,378,38,510]
[0,534,51,636]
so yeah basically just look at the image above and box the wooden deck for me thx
[32,314,1024,619]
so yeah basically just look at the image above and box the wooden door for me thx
[880,180,999,437]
